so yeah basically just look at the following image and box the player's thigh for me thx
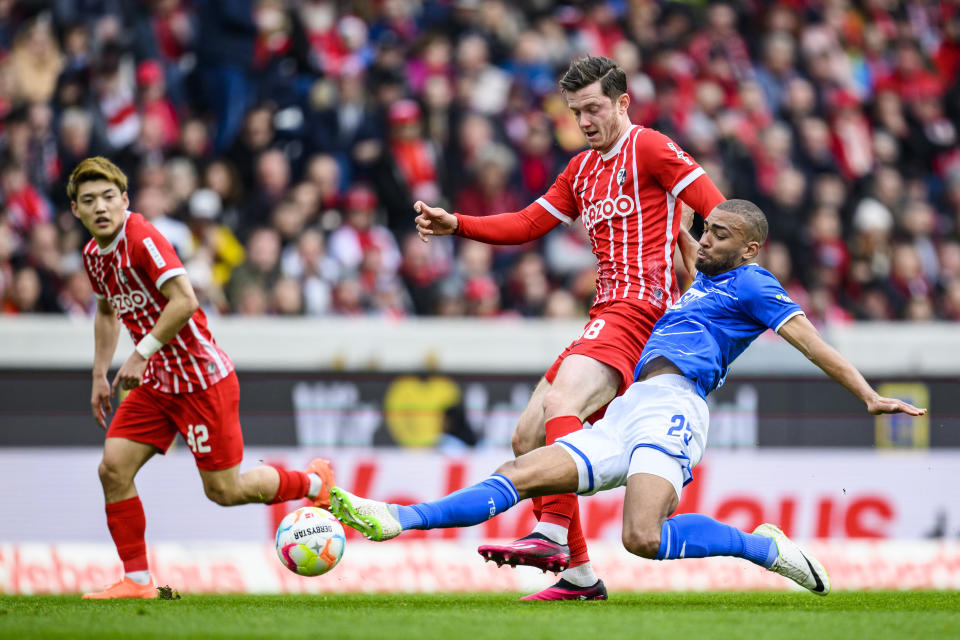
[512,377,551,455]
[102,385,175,478]
[544,302,657,419]
[546,353,620,419]
[494,444,580,499]
[173,372,245,472]
[613,374,709,496]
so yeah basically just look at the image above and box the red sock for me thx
[268,467,310,504]
[567,501,590,567]
[105,496,148,573]
[539,415,583,529]
[545,415,582,445]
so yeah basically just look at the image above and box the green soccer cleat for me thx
[329,487,403,541]
[754,523,831,596]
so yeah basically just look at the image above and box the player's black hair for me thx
[716,199,768,245]
[559,56,627,102]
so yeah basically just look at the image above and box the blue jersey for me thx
[635,264,803,398]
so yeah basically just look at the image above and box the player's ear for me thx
[617,91,630,113]
[743,241,760,262]
[121,190,130,209]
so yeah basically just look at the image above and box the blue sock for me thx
[656,513,779,568]
[393,474,519,530]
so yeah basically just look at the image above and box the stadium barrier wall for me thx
[1,368,955,449]
[5,540,960,595]
[1,447,958,593]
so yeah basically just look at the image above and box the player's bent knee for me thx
[203,483,239,506]
[97,458,133,491]
[511,417,544,457]
[540,389,569,420]
[622,525,662,559]
[511,428,533,457]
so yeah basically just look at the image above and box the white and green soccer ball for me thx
[275,506,346,576]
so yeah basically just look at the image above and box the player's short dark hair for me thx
[559,56,627,102]
[716,199,768,244]
[66,156,128,202]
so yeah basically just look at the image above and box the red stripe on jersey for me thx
[535,125,720,309]
[82,213,234,394]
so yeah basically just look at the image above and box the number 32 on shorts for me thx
[667,414,692,445]
[579,319,606,340]
[186,423,211,453]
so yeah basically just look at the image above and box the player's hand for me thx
[865,394,927,416]
[111,352,148,397]
[414,201,457,242]
[91,374,113,430]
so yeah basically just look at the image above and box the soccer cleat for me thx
[306,458,335,509]
[477,533,571,573]
[82,576,157,599]
[329,487,402,541]
[753,523,831,596]
[520,578,608,601]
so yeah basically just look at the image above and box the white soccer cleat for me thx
[754,523,831,596]
[329,487,402,542]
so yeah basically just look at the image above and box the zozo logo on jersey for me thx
[582,195,635,231]
[109,291,149,313]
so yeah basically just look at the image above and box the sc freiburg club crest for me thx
[617,168,626,186]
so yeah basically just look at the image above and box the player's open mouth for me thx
[95,216,110,226]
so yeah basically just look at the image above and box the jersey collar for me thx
[600,124,637,161]
[97,211,131,255]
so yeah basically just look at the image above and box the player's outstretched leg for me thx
[651,515,830,595]
[331,474,521,541]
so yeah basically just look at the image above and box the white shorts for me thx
[557,374,709,500]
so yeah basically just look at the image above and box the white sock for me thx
[532,521,568,545]
[306,472,322,499]
[125,570,151,585]
[561,562,597,587]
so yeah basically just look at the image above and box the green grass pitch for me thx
[1,592,959,640]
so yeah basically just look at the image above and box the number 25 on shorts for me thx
[579,319,606,340]
[186,423,211,453]
[666,414,692,445]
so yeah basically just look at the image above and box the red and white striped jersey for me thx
[83,212,234,394]
[534,125,720,309]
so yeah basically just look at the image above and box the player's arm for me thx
[675,202,698,287]
[776,315,926,416]
[414,200,561,245]
[91,296,121,429]
[111,274,200,395]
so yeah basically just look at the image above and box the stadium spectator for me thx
[226,227,281,313]
[327,185,400,276]
[1,1,960,322]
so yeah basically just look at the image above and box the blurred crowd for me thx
[2,0,960,323]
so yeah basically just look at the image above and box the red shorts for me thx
[107,371,244,471]
[545,299,660,421]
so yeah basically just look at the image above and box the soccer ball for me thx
[275,506,346,576]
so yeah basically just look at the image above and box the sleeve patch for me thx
[143,237,166,269]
